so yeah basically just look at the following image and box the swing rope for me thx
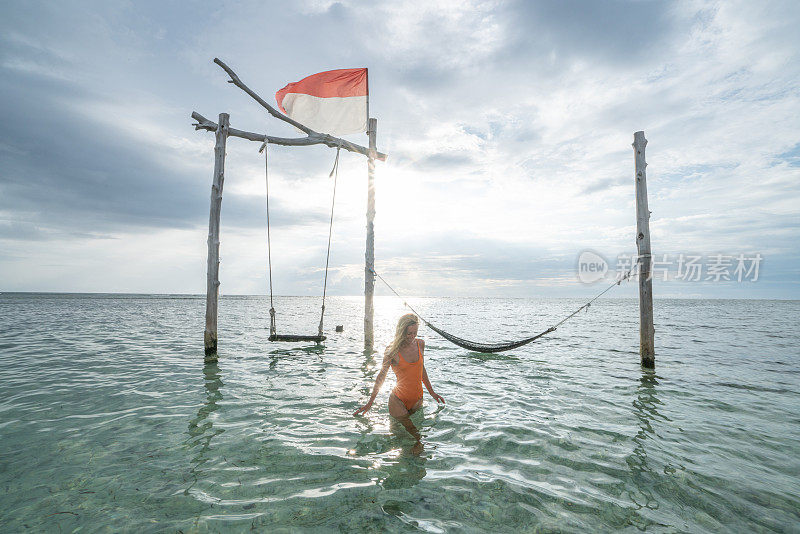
[259,141,276,337]
[318,144,341,337]
[260,138,340,342]
[369,265,636,353]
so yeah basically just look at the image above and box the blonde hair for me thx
[385,313,419,359]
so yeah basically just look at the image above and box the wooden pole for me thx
[364,117,377,352]
[204,113,230,357]
[633,131,655,368]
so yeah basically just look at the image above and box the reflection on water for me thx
[625,371,671,528]
[268,345,326,371]
[184,360,224,494]
[380,446,428,490]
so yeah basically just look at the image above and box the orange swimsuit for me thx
[391,340,424,411]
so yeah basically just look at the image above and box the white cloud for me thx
[0,0,798,297]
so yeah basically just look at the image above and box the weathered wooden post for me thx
[633,130,655,368]
[364,117,377,352]
[204,113,230,357]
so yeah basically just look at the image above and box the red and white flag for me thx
[275,68,368,136]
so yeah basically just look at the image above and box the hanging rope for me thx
[318,144,341,337]
[259,139,340,342]
[370,266,635,353]
[259,139,276,337]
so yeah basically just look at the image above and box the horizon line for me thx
[0,291,797,301]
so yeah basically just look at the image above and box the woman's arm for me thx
[422,365,445,404]
[353,351,393,415]
[420,341,445,404]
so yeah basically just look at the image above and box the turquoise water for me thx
[1,293,798,532]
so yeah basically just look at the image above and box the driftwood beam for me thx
[210,59,386,161]
[214,57,313,135]
[192,112,387,160]
[193,112,316,145]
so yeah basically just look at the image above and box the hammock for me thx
[371,267,633,353]
[424,321,555,353]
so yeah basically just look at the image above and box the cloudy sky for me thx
[1,0,798,298]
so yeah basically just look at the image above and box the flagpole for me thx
[365,68,370,129]
[365,117,377,353]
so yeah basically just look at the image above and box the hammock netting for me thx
[423,321,555,353]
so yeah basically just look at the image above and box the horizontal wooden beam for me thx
[192,112,387,160]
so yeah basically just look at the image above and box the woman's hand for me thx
[353,399,374,416]
[430,392,445,405]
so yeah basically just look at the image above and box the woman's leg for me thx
[388,392,421,442]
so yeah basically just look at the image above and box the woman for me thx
[353,313,445,440]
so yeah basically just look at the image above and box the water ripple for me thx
[0,293,798,532]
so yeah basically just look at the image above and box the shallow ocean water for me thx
[0,293,798,532]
